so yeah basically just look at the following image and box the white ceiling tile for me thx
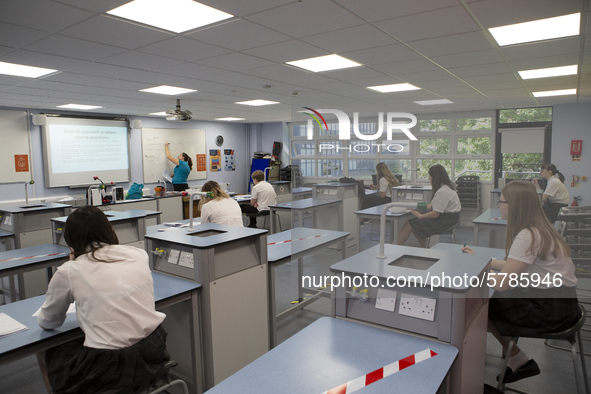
[0,49,88,70]
[509,53,581,70]
[0,22,48,49]
[372,59,442,76]
[240,64,337,89]
[321,67,388,82]
[430,49,505,69]
[53,0,130,13]
[198,0,294,17]
[300,24,395,53]
[499,37,581,61]
[448,62,513,78]
[245,0,365,38]
[163,62,230,79]
[98,51,186,73]
[45,72,147,91]
[243,40,328,63]
[0,0,93,32]
[137,37,231,63]
[335,0,459,23]
[343,44,423,66]
[24,35,126,61]
[60,15,174,50]
[395,68,458,84]
[408,31,493,58]
[196,52,275,72]
[463,73,520,85]
[0,45,14,56]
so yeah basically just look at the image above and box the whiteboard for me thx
[0,109,31,184]
[141,127,206,183]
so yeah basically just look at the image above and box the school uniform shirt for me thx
[38,245,165,350]
[431,185,461,213]
[378,177,392,198]
[252,181,277,211]
[544,175,569,205]
[200,197,244,226]
[508,228,577,288]
[172,160,190,184]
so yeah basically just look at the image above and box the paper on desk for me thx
[161,169,172,183]
[0,313,28,337]
[33,303,76,317]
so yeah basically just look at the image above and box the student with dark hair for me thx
[199,180,243,226]
[532,163,569,223]
[463,181,578,383]
[361,162,400,210]
[397,164,461,247]
[165,142,192,191]
[240,170,277,228]
[37,206,168,394]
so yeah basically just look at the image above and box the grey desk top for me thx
[0,202,71,214]
[393,185,432,190]
[0,230,13,239]
[431,242,506,260]
[51,209,154,225]
[267,228,349,263]
[122,209,162,218]
[472,208,507,225]
[0,272,200,364]
[314,182,357,187]
[292,187,312,194]
[270,198,342,210]
[204,317,458,394]
[355,203,412,218]
[0,244,69,273]
[145,223,266,248]
[146,219,198,234]
[330,244,490,292]
[269,181,291,185]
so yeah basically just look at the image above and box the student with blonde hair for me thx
[463,180,578,383]
[199,181,243,226]
[361,162,400,210]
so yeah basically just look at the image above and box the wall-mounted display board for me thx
[0,109,31,184]
[141,128,206,184]
[41,116,130,187]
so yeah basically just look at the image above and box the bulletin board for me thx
[0,109,31,184]
[141,127,206,183]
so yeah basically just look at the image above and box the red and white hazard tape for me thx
[267,234,329,246]
[321,348,437,394]
[0,252,67,263]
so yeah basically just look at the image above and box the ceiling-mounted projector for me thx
[166,99,192,121]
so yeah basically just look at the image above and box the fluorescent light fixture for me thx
[489,13,580,46]
[107,0,233,34]
[139,85,197,95]
[286,54,362,72]
[235,99,280,106]
[367,83,420,93]
[215,117,245,121]
[0,61,57,78]
[532,88,576,97]
[414,99,453,106]
[57,104,103,110]
[518,65,578,80]
[149,112,168,116]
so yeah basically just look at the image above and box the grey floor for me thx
[2,224,590,393]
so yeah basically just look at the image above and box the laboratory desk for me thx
[490,187,542,208]
[204,317,458,394]
[0,230,15,252]
[313,183,358,249]
[269,198,343,235]
[355,204,412,253]
[145,218,199,234]
[431,242,506,260]
[291,186,313,201]
[266,227,349,347]
[392,185,432,203]
[0,244,69,302]
[51,209,155,248]
[331,244,491,394]
[473,208,507,248]
[0,272,203,394]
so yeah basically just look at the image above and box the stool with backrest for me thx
[496,304,589,394]
[105,360,189,394]
[244,210,282,231]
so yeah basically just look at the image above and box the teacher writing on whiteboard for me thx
[165,143,192,191]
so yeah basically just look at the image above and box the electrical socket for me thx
[398,293,437,321]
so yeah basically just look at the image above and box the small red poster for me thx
[196,154,206,172]
[571,140,582,161]
[15,154,29,172]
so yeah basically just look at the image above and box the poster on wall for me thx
[210,149,221,172]
[571,140,582,161]
[224,149,235,171]
[571,175,581,188]
[196,154,206,172]
[14,154,29,172]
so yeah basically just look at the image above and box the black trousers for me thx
[172,183,188,191]
[240,204,259,227]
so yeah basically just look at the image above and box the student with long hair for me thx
[37,206,168,393]
[199,180,243,226]
[361,162,400,210]
[532,163,569,223]
[397,164,461,247]
[463,181,578,383]
[165,142,193,191]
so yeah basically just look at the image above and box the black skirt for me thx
[46,325,169,394]
[543,202,568,223]
[489,286,579,337]
[408,212,459,239]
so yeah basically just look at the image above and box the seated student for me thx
[241,170,277,228]
[361,162,400,210]
[165,142,192,191]
[397,164,461,248]
[37,206,168,394]
[463,181,578,383]
[532,163,569,223]
[199,180,243,226]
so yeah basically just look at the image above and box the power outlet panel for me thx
[398,293,437,321]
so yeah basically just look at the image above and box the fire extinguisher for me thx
[572,195,582,206]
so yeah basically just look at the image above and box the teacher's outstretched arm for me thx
[165,142,179,165]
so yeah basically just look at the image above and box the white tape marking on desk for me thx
[321,348,437,394]
[0,252,67,263]
[267,234,329,246]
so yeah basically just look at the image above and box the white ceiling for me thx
[0,0,590,122]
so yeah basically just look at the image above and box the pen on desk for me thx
[462,243,467,253]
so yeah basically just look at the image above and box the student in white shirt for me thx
[199,180,243,226]
[241,170,277,228]
[397,164,461,247]
[463,181,578,384]
[37,206,168,394]
[361,162,400,210]
[532,163,570,223]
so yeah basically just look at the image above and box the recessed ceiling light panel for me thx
[489,13,580,46]
[286,54,362,72]
[532,88,576,97]
[414,99,453,106]
[149,112,168,116]
[235,99,280,106]
[0,61,57,78]
[107,0,233,34]
[215,117,245,121]
[57,104,103,110]
[518,65,578,80]
[140,85,197,95]
[367,83,421,93]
